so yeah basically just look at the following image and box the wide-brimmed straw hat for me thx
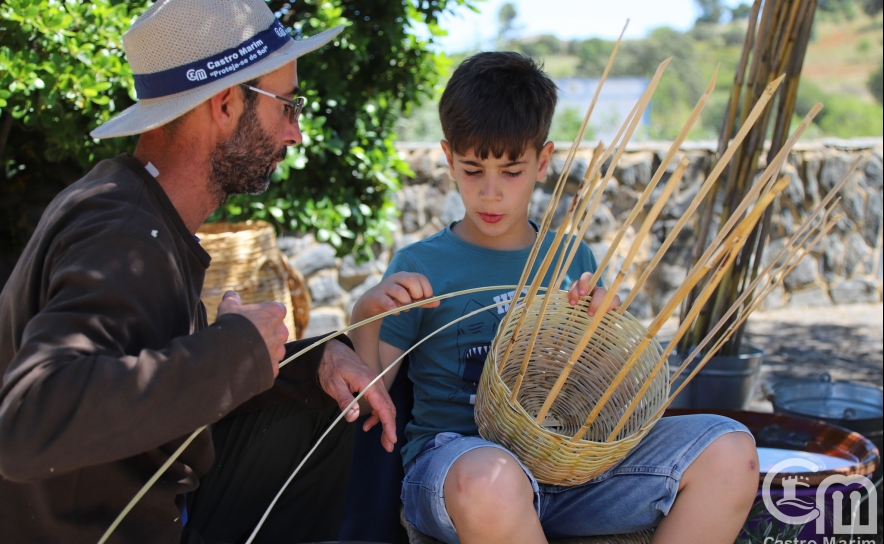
[91,0,343,139]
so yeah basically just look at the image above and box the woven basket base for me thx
[401,509,653,544]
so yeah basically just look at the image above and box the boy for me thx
[350,52,758,544]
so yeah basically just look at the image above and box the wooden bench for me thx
[400,508,655,544]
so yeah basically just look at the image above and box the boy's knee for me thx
[714,431,758,475]
[689,431,759,502]
[444,447,534,519]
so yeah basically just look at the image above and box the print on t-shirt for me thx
[451,299,501,403]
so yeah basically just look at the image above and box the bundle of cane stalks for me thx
[473,19,852,486]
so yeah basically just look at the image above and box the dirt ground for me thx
[649,302,883,411]
[744,302,884,411]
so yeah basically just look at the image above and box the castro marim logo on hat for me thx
[186,69,208,82]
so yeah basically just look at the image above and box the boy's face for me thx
[442,140,554,249]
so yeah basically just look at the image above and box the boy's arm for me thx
[349,272,439,390]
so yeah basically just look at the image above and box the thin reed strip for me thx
[559,61,671,299]
[97,428,204,544]
[532,159,688,425]
[571,176,789,442]
[246,296,517,543]
[510,62,669,405]
[502,99,643,379]
[669,205,837,388]
[99,284,527,543]
[666,153,861,385]
[603,180,790,441]
[620,78,789,311]
[496,20,630,348]
[477,293,667,485]
[654,215,841,421]
[570,226,737,442]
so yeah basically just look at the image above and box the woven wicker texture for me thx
[197,220,310,340]
[475,291,667,486]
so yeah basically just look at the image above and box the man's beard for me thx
[208,102,287,204]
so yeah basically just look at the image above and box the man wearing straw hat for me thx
[0,1,397,542]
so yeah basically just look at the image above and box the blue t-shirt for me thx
[379,222,599,466]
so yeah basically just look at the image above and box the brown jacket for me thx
[0,155,335,543]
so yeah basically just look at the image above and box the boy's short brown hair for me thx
[439,51,557,161]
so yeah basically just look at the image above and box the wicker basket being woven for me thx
[197,221,310,340]
[475,291,668,486]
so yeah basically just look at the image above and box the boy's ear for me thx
[536,141,555,181]
[440,140,456,178]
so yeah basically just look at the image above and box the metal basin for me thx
[769,372,883,440]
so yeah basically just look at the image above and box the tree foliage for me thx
[695,0,725,23]
[870,60,884,104]
[0,0,471,264]
[0,0,144,258]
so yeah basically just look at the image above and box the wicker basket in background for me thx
[197,221,310,340]
[475,291,668,486]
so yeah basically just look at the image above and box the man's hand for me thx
[568,273,621,316]
[317,339,398,452]
[217,291,288,377]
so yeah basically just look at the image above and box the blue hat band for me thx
[133,20,292,100]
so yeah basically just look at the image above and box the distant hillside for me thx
[395,5,883,142]
[803,15,883,102]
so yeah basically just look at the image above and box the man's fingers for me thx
[222,290,242,302]
[361,385,397,450]
[344,403,360,422]
[362,413,379,432]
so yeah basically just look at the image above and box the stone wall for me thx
[280,139,883,337]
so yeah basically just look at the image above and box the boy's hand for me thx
[568,272,621,316]
[357,272,440,318]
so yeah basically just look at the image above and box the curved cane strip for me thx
[99,284,528,543]
[244,291,543,542]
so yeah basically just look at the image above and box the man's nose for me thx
[284,122,303,146]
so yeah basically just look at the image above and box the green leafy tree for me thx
[695,0,725,23]
[518,34,563,59]
[0,0,144,264]
[0,0,471,276]
[863,0,883,15]
[869,60,883,104]
[497,2,518,49]
[573,38,616,77]
[730,3,753,20]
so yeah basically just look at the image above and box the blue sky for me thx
[433,0,745,52]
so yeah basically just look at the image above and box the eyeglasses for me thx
[239,84,307,124]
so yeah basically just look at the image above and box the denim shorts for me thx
[401,414,752,543]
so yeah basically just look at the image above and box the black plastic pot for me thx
[667,344,765,410]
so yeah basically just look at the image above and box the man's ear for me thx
[440,140,456,179]
[207,86,242,138]
[536,141,555,181]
